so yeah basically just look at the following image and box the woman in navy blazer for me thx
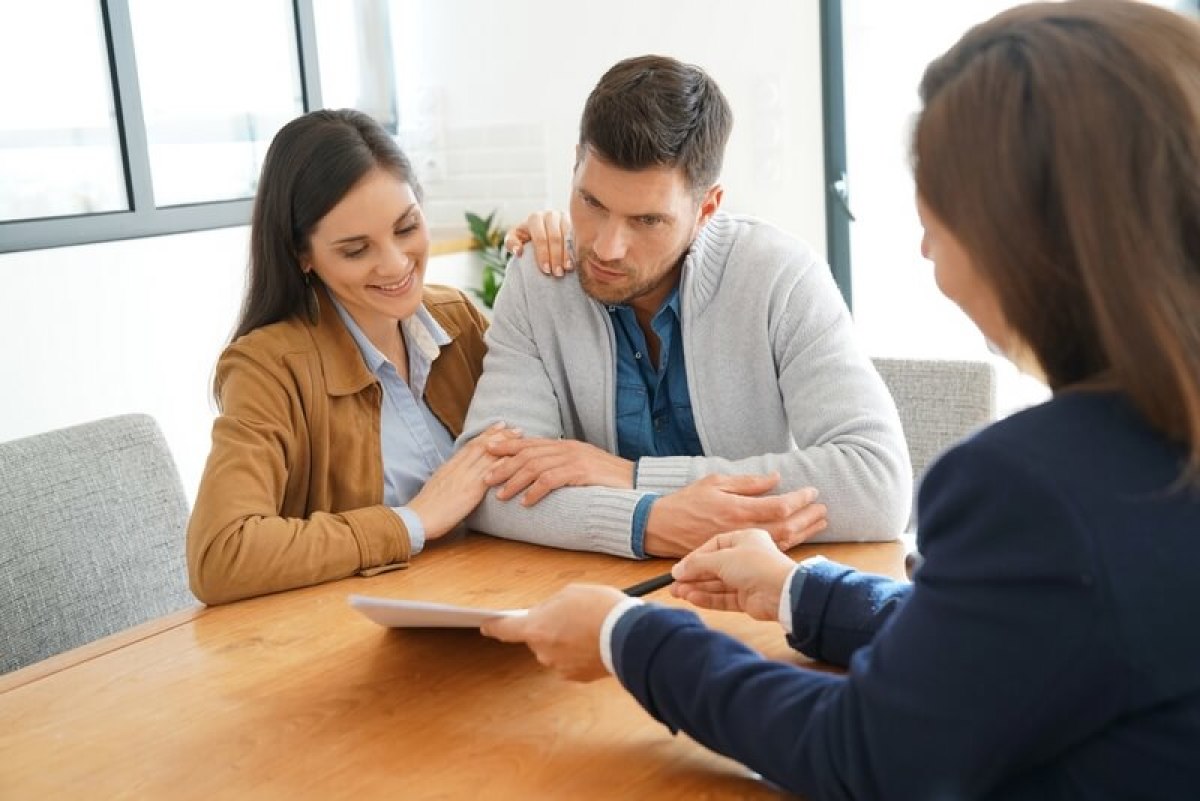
[483,2,1200,798]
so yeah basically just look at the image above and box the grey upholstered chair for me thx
[0,414,196,674]
[872,357,997,532]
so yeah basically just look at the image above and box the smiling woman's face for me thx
[303,166,430,342]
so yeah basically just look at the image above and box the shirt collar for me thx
[659,284,682,323]
[329,296,450,378]
[606,284,682,326]
[404,306,451,362]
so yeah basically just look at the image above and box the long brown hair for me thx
[232,108,421,344]
[914,1,1200,480]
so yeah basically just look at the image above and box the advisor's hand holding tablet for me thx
[348,572,670,631]
[478,529,806,683]
[480,584,627,682]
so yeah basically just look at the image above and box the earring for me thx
[303,271,320,326]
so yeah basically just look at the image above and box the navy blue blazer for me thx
[613,391,1200,800]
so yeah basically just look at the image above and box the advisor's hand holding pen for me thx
[480,584,624,682]
[670,528,797,622]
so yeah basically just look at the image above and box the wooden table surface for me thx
[0,533,905,800]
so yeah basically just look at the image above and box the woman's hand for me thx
[407,423,520,540]
[504,210,573,276]
[480,584,625,682]
[669,528,799,621]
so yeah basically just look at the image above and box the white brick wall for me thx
[401,123,549,239]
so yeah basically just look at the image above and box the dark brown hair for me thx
[231,108,421,344]
[914,0,1200,480]
[580,54,732,195]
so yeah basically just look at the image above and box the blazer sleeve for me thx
[614,439,1126,800]
[459,256,652,558]
[187,345,410,605]
[785,559,912,667]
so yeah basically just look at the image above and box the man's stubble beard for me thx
[575,246,687,307]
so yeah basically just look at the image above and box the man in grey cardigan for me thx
[459,55,911,559]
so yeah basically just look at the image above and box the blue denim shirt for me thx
[607,285,703,556]
[332,298,454,554]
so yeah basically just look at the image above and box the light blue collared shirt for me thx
[332,299,454,554]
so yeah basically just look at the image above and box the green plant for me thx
[465,210,508,308]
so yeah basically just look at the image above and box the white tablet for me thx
[348,594,528,628]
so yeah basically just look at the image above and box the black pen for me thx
[621,571,674,597]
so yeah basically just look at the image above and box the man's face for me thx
[568,148,721,315]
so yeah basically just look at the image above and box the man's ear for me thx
[696,183,724,228]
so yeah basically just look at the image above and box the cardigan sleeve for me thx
[186,344,410,605]
[613,439,1126,800]
[633,245,912,542]
[459,255,653,558]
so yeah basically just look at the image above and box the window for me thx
[0,0,312,253]
[0,1,127,222]
[828,0,1196,414]
[128,0,305,207]
[0,0,400,254]
[312,0,398,131]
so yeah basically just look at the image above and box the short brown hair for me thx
[914,1,1200,480]
[580,55,732,195]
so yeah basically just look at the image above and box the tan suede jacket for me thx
[187,284,488,605]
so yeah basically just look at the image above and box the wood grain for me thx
[0,533,904,800]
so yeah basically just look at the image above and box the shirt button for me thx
[634,351,642,360]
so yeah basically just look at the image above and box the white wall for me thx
[0,230,482,504]
[0,0,826,505]
[0,228,247,503]
[389,0,827,249]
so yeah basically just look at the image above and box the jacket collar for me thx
[307,283,462,397]
[307,284,378,397]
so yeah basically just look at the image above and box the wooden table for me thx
[0,534,904,800]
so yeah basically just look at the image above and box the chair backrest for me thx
[873,358,997,522]
[0,414,195,674]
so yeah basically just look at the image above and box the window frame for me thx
[0,0,324,254]
[819,0,853,311]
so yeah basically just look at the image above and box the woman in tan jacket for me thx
[188,109,516,605]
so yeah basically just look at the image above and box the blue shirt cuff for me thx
[630,493,659,559]
[391,506,426,555]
